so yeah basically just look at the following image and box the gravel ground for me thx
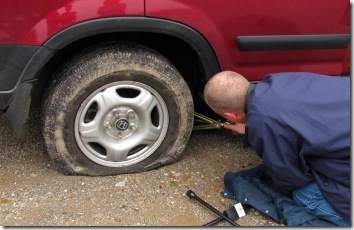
[0,109,279,226]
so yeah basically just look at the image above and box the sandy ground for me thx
[0,110,279,226]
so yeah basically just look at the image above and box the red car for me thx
[0,0,350,175]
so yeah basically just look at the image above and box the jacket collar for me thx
[244,83,256,114]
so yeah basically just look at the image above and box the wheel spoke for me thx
[94,87,123,112]
[141,126,161,145]
[133,90,158,113]
[106,145,130,162]
[79,121,102,143]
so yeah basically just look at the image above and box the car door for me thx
[145,0,350,80]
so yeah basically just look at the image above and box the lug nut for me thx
[128,111,135,119]
[130,125,137,131]
[112,109,120,117]
[105,122,112,130]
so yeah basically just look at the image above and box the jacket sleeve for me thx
[247,114,314,190]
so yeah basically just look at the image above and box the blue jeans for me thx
[293,181,350,226]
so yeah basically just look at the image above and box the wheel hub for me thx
[104,106,139,139]
[116,118,129,131]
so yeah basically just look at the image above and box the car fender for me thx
[6,17,220,136]
[20,0,145,45]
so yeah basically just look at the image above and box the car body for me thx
[0,0,350,175]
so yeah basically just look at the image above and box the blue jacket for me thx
[245,72,350,222]
[223,165,336,226]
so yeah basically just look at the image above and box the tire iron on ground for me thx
[186,190,240,226]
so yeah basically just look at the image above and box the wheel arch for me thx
[30,17,221,105]
[46,17,219,78]
[7,17,220,136]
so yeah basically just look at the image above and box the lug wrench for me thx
[193,112,225,131]
[203,203,245,226]
[186,190,240,226]
[203,216,224,226]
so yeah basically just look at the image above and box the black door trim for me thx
[237,34,350,51]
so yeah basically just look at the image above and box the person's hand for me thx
[224,122,246,135]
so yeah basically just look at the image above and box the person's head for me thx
[203,71,250,122]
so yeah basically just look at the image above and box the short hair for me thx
[203,71,250,115]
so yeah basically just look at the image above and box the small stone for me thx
[173,172,181,177]
[115,216,122,222]
[1,199,10,204]
[115,178,127,187]
[92,213,104,219]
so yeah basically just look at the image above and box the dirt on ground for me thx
[0,110,279,226]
